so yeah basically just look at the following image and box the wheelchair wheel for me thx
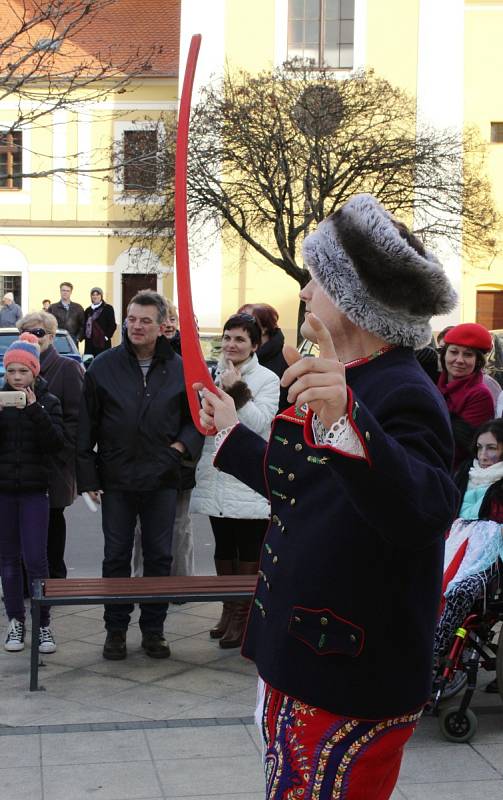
[438,706,478,743]
[496,625,503,697]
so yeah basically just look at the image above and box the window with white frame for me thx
[0,131,22,190]
[287,0,355,69]
[122,128,159,192]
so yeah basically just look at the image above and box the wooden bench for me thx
[30,575,257,691]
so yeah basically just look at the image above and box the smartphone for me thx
[0,391,27,408]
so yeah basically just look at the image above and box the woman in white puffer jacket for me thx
[190,313,280,648]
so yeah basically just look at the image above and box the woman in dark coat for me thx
[18,311,84,578]
[438,323,495,470]
[83,287,117,357]
[237,302,289,411]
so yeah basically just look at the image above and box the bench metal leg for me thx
[30,581,42,691]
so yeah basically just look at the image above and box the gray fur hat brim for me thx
[302,194,458,348]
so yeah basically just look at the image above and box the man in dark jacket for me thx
[197,195,460,799]
[77,290,203,661]
[48,282,85,343]
[18,311,84,579]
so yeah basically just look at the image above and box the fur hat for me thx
[444,323,492,353]
[302,194,458,348]
[4,332,41,376]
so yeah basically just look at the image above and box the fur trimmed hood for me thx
[302,194,458,348]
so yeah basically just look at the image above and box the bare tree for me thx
[0,0,161,182]
[125,62,499,331]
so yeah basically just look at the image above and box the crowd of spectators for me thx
[0,282,502,678]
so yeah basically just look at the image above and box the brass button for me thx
[288,473,295,481]
[272,555,278,564]
[349,633,356,643]
[320,616,328,626]
[272,515,280,525]
[294,443,303,452]
[261,609,266,618]
[365,431,371,442]
[281,526,286,533]
[290,498,296,506]
[294,616,301,623]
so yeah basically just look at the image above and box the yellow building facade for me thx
[181,0,503,342]
[1,1,502,343]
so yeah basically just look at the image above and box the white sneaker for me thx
[39,626,56,654]
[5,619,25,652]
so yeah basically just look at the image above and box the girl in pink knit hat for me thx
[0,333,65,654]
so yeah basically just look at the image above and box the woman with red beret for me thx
[438,323,495,469]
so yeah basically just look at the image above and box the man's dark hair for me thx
[223,313,261,347]
[60,281,73,291]
[127,289,168,324]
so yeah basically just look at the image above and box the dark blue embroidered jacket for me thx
[215,347,459,719]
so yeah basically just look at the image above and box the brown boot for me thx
[210,559,236,640]
[219,561,258,649]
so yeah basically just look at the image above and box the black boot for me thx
[103,630,127,660]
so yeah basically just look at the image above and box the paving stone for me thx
[155,754,263,796]
[399,744,499,784]
[153,665,255,698]
[146,725,257,760]
[0,733,40,765]
[0,765,42,799]
[41,729,150,766]
[42,761,163,800]
[398,780,503,800]
[96,683,210,720]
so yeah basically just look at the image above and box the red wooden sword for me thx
[174,34,217,435]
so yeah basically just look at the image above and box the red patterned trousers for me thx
[261,684,420,799]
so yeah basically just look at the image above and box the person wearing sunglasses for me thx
[17,312,84,580]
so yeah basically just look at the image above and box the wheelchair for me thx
[429,581,503,743]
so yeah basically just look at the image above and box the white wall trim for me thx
[178,0,225,329]
[29,264,115,272]
[77,112,92,205]
[0,227,142,236]
[353,0,367,70]
[52,110,68,205]
[0,100,178,113]
[416,0,464,327]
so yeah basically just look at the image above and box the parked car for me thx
[0,327,83,379]
[199,331,222,370]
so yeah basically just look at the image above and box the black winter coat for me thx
[40,345,84,507]
[0,379,64,493]
[76,334,204,493]
[257,328,289,412]
[84,302,117,356]
[48,301,85,341]
[216,347,459,719]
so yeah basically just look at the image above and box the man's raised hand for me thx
[281,313,347,429]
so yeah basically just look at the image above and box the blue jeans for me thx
[101,489,177,632]
[0,491,50,627]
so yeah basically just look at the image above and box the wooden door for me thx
[476,290,503,330]
[121,274,157,323]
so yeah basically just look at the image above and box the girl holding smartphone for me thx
[0,333,64,653]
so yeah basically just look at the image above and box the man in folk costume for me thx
[197,194,459,800]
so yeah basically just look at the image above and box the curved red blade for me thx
[175,34,217,435]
